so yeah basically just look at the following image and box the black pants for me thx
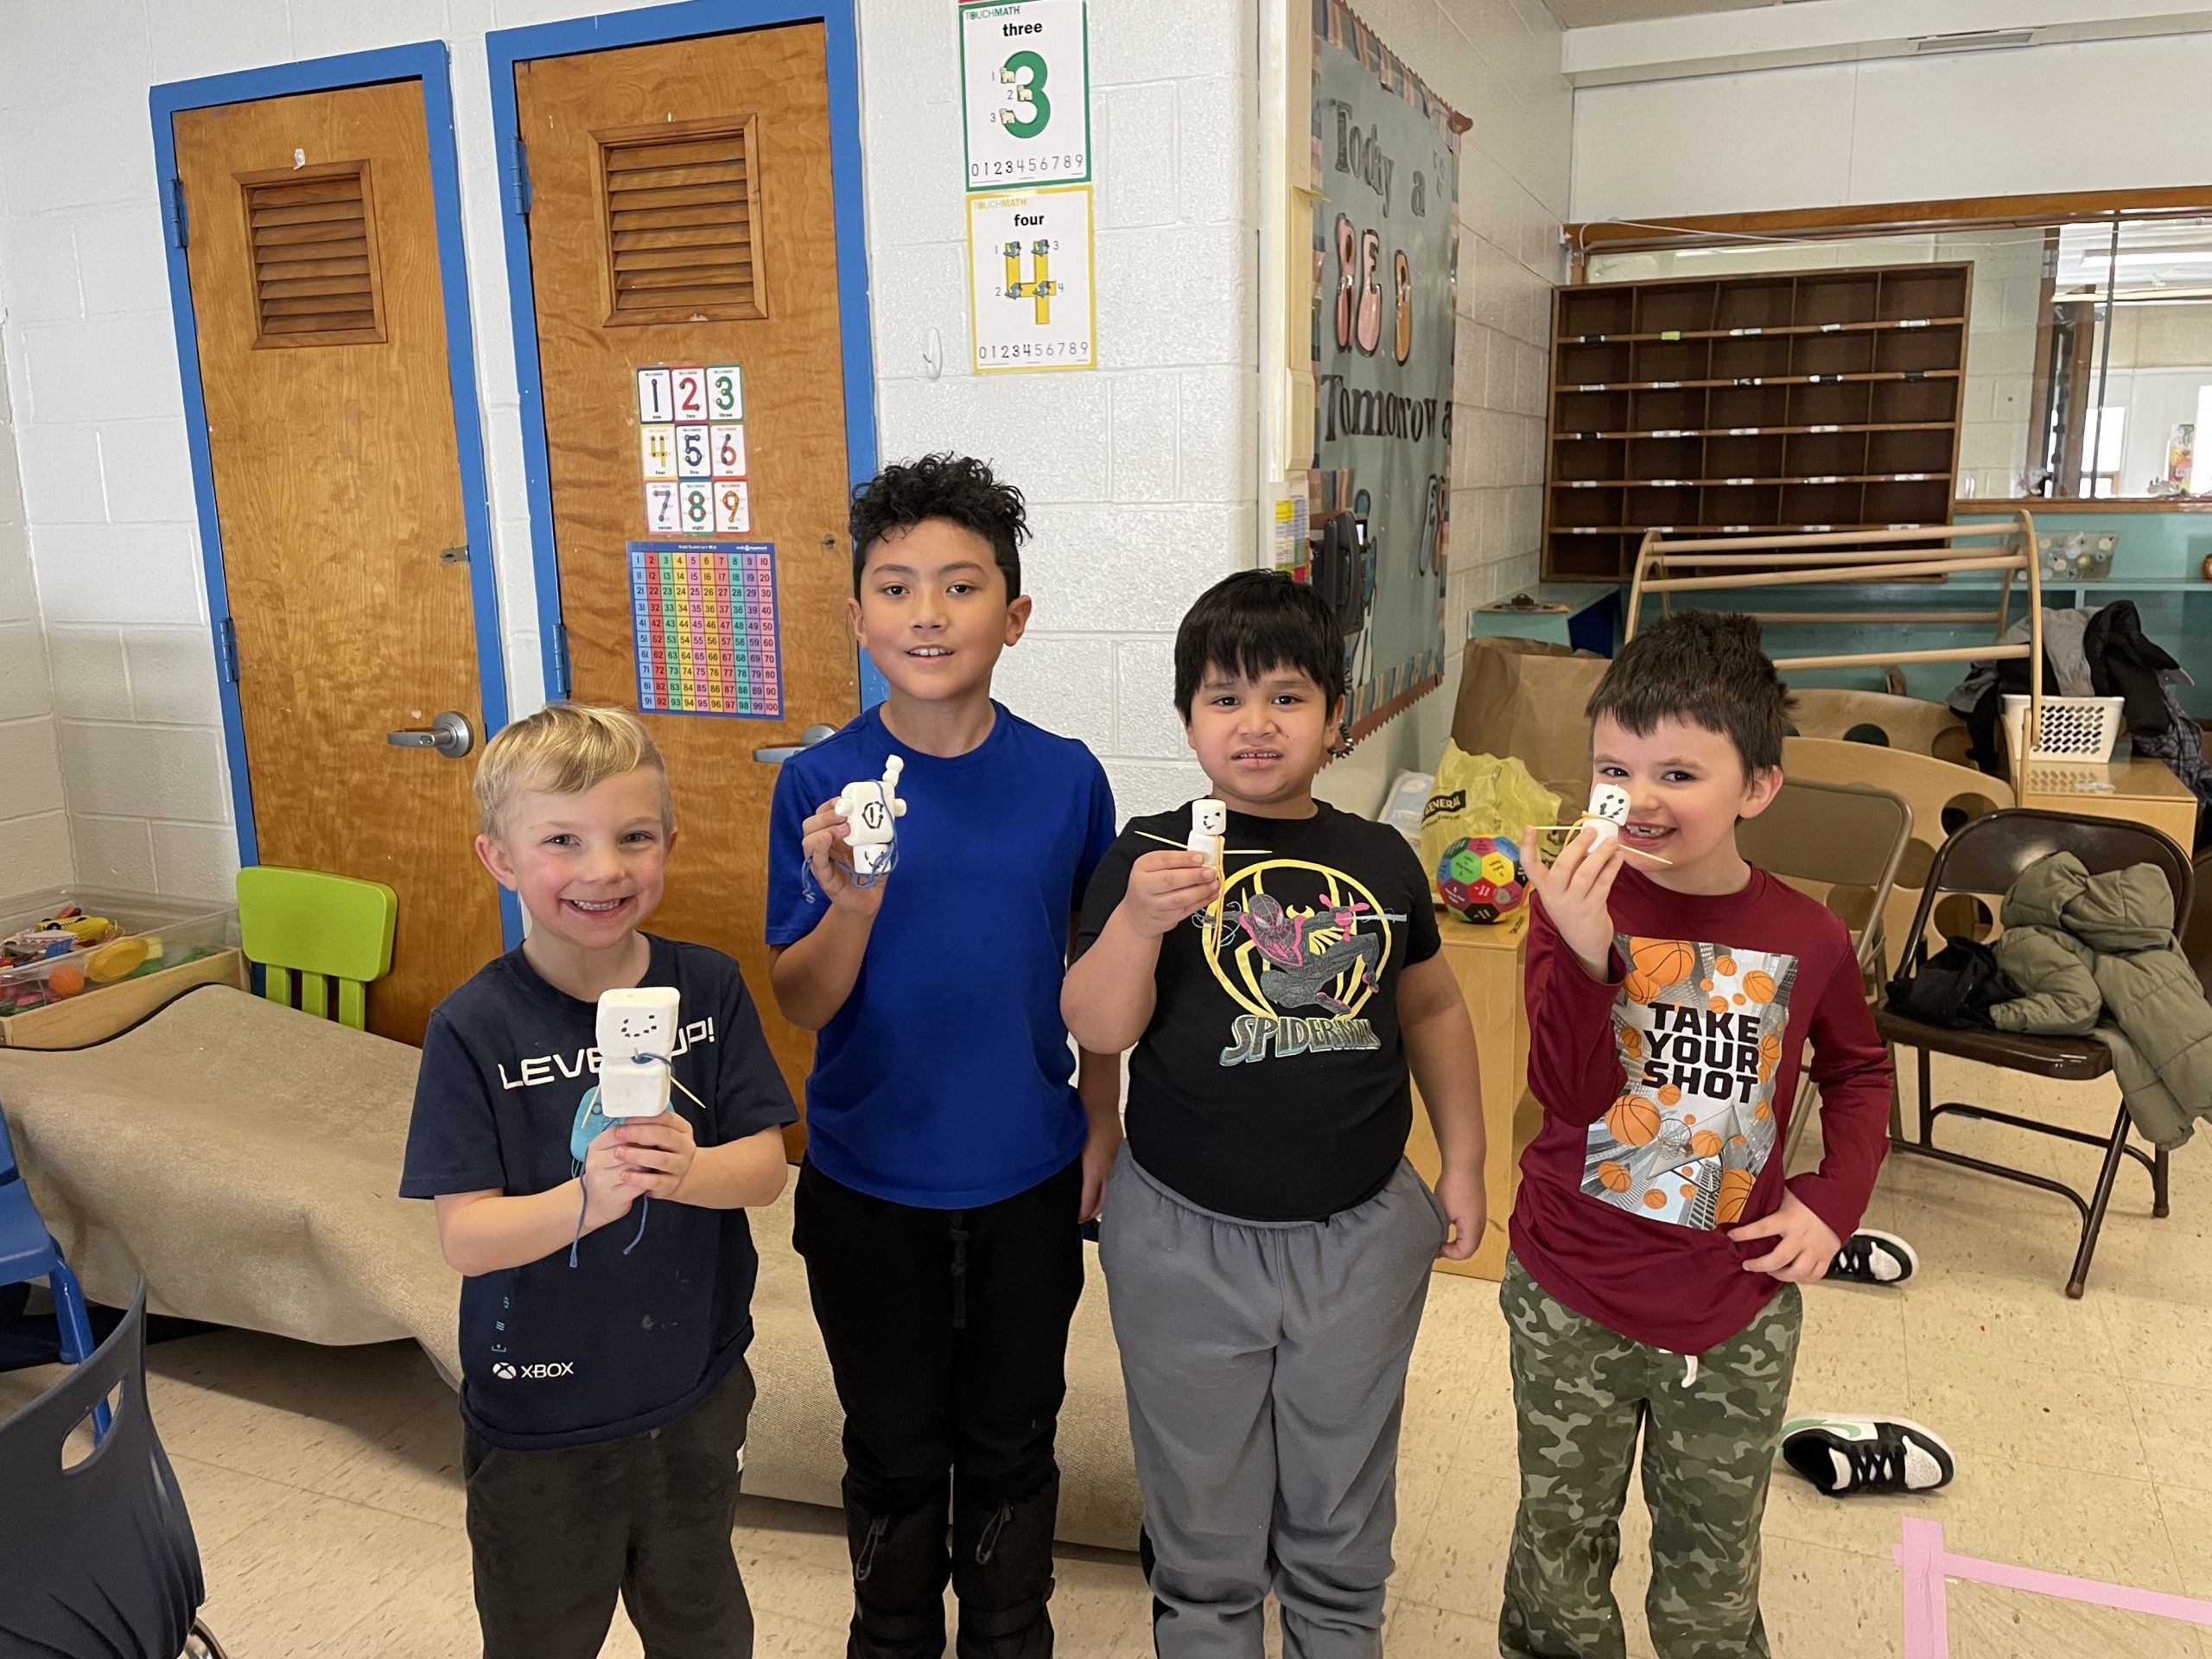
[793,1156,1086,1659]
[463,1357,755,1659]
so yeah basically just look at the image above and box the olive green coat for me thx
[1990,851,2212,1150]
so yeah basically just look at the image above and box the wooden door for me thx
[515,25,860,1103]
[175,81,502,1044]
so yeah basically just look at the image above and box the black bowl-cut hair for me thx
[1173,569,1348,721]
[849,453,1027,599]
[1585,610,1790,777]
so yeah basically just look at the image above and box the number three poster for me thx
[1311,2,1459,732]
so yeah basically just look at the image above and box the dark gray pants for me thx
[1098,1148,1446,1659]
[464,1357,755,1659]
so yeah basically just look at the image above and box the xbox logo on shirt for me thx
[492,1361,517,1379]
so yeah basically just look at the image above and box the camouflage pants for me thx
[1497,1254,1801,1659]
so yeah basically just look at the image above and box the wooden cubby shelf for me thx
[1557,318,1967,343]
[1544,264,1972,582]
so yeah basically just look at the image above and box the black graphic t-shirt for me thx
[399,936,797,1451]
[1076,801,1440,1220]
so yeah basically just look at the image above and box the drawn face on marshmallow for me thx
[1587,783,1630,826]
[1192,799,1228,837]
[613,1008,666,1046]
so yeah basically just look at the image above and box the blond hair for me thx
[474,703,675,837]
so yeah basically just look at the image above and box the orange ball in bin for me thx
[47,964,86,997]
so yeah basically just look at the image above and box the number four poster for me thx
[1311,1,1459,732]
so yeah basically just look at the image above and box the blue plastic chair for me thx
[0,1100,106,1435]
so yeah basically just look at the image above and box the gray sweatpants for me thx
[1098,1147,1448,1659]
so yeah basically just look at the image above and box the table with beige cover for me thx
[0,986,1141,1549]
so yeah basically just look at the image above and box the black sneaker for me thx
[1781,1415,1955,1496]
[1824,1229,1918,1286]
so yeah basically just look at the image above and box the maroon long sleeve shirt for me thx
[1510,862,1893,1354]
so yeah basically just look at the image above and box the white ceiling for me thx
[1539,0,1805,27]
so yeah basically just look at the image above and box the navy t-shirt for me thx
[766,703,1116,1207]
[398,936,796,1451]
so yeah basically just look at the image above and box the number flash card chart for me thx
[958,0,1090,188]
[638,365,747,533]
[966,186,1096,372]
[627,541,783,720]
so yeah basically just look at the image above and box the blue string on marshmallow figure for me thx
[800,823,899,904]
[564,1060,710,1265]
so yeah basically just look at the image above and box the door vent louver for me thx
[600,118,766,325]
[241,162,385,346]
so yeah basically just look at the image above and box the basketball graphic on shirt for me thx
[1716,1166,1758,1225]
[1605,1096,1661,1146]
[1579,936,1799,1230]
[1624,938,1698,1005]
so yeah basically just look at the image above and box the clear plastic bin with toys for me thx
[0,888,240,1028]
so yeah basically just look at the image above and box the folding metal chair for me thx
[1875,808,2192,1297]
[1737,773,1913,1166]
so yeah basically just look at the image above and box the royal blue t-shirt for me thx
[398,936,797,1451]
[766,702,1116,1207]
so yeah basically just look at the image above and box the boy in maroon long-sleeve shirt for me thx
[1500,612,1891,1659]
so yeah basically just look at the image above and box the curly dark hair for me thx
[1173,570,1348,721]
[848,453,1027,599]
[1585,610,1792,776]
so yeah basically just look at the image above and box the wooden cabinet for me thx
[1406,909,1541,1281]
[1546,264,1974,582]
[2018,757,2201,851]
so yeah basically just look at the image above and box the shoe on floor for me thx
[1825,1229,1918,1286]
[1781,1415,1955,1496]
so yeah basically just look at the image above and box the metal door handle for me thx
[752,723,839,763]
[386,710,474,759]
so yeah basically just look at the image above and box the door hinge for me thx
[165,175,189,250]
[506,135,532,217]
[214,616,239,683]
[550,622,571,698]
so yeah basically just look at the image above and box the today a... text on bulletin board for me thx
[628,541,784,721]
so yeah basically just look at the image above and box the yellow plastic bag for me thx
[1418,745,1560,882]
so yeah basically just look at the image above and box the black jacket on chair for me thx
[2082,601,2183,737]
[1885,936,2020,1029]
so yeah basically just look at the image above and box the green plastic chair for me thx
[234,867,397,1032]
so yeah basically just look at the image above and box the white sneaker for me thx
[1781,1415,1955,1496]
[1824,1230,1919,1286]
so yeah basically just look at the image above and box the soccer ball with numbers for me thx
[1436,836,1528,925]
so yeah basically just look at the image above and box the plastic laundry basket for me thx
[2000,694,2125,765]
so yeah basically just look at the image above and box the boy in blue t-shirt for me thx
[400,703,796,1659]
[766,453,1118,1659]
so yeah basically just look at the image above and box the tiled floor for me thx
[7,1053,2209,1656]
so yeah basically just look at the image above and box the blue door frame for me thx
[486,0,887,713]
[149,43,517,939]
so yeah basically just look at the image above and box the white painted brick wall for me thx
[0,334,71,892]
[856,0,1254,819]
[1309,0,1572,817]
[0,0,1271,897]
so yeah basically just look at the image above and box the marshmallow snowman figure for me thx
[596,986,681,1118]
[1186,798,1227,872]
[1579,783,1630,842]
[836,755,908,877]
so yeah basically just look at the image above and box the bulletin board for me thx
[1309,1,1459,736]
